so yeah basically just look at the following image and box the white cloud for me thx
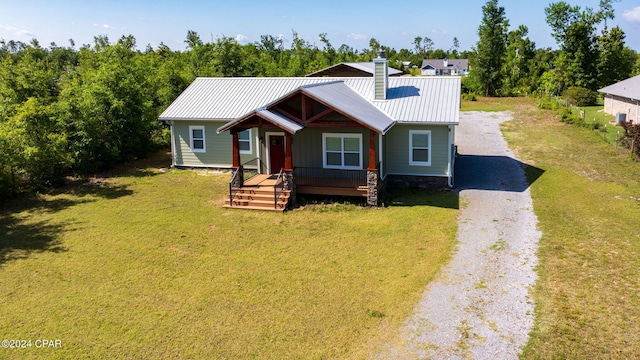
[431,28,449,36]
[622,6,640,23]
[400,31,409,36]
[93,23,115,30]
[0,24,36,38]
[235,34,248,43]
[348,33,367,41]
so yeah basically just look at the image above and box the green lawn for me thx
[0,152,458,359]
[572,105,623,145]
[487,97,640,358]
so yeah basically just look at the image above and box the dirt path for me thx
[382,111,541,359]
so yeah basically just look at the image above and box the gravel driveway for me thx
[382,111,541,359]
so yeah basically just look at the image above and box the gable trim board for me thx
[160,76,460,188]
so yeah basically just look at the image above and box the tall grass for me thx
[0,152,458,359]
[497,97,640,358]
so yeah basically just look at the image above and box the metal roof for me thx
[306,62,403,77]
[159,76,460,126]
[218,108,305,134]
[420,59,469,70]
[598,75,640,101]
[300,82,395,133]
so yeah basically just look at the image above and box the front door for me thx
[269,135,285,173]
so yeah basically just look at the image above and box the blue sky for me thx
[1,0,640,52]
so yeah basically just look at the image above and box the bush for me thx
[538,96,561,110]
[563,87,598,107]
[619,121,640,159]
[461,93,477,101]
[559,108,583,125]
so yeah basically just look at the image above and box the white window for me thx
[189,126,205,153]
[409,130,431,166]
[238,129,252,154]
[322,133,362,170]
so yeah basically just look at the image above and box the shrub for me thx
[538,96,561,110]
[563,87,598,107]
[559,108,583,126]
[461,93,477,101]
[619,121,640,159]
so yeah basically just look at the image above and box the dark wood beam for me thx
[231,130,240,168]
[273,105,302,123]
[305,121,364,128]
[302,94,314,122]
[307,108,335,123]
[367,129,377,171]
[284,133,293,171]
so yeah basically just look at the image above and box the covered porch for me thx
[218,81,393,209]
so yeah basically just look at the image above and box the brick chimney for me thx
[373,51,388,100]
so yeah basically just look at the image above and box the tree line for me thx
[1,0,639,198]
[469,0,639,97]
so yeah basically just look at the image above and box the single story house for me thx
[421,59,469,76]
[598,75,640,124]
[159,55,460,210]
[306,62,404,77]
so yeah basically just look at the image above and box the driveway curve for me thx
[382,111,541,359]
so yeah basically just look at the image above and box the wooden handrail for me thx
[273,168,285,209]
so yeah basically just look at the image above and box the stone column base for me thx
[367,170,378,206]
[283,170,296,208]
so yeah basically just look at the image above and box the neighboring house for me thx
[598,75,640,124]
[306,62,403,77]
[421,59,469,76]
[159,55,460,210]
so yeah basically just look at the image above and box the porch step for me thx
[224,186,290,211]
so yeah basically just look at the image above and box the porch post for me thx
[367,130,377,171]
[284,132,293,171]
[366,129,378,206]
[231,130,240,169]
[231,130,243,188]
[283,132,296,207]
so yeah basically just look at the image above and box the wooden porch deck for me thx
[243,174,281,187]
[243,174,368,197]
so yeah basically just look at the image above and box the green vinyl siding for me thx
[384,124,450,176]
[172,121,256,167]
[292,127,372,169]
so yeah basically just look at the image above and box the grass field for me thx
[465,97,640,358]
[0,152,458,359]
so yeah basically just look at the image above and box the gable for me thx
[217,82,395,135]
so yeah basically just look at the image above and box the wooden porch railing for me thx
[294,167,367,188]
[228,158,268,208]
[241,157,267,180]
[273,168,285,209]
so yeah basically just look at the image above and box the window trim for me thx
[322,133,363,170]
[409,130,431,166]
[189,125,206,153]
[238,129,252,154]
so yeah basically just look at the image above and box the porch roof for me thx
[217,81,396,134]
[223,108,304,134]
[298,81,395,134]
